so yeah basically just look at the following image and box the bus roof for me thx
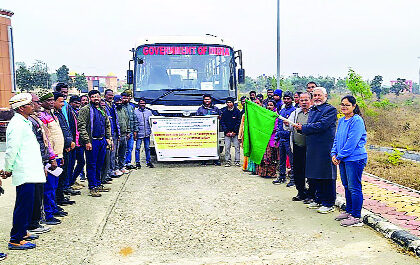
[134,35,234,49]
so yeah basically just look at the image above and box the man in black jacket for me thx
[220,97,241,167]
[53,92,78,207]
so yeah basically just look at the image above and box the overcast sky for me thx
[3,0,420,84]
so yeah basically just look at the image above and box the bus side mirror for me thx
[127,70,133,84]
[238,69,245,84]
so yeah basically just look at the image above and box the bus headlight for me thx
[182,111,191,117]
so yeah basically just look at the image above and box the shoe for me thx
[8,241,36,250]
[340,216,363,227]
[0,253,7,261]
[126,164,136,170]
[146,163,154,168]
[97,185,111,192]
[53,211,68,217]
[89,189,102,197]
[43,218,61,225]
[23,234,39,241]
[114,169,123,176]
[307,202,322,209]
[75,181,86,187]
[303,198,313,204]
[57,198,76,205]
[102,180,112,185]
[28,225,51,235]
[317,206,335,214]
[225,161,231,167]
[286,181,295,187]
[272,177,286,185]
[64,188,81,196]
[106,177,113,182]
[335,212,351,221]
[200,161,207,166]
[235,162,241,167]
[292,195,305,201]
[213,161,221,166]
[136,162,141,169]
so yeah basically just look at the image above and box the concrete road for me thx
[0,162,418,264]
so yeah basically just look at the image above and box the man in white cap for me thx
[2,93,46,250]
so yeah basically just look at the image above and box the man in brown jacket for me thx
[77,90,111,197]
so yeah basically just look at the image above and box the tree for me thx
[345,68,372,108]
[73,73,88,92]
[30,60,50,89]
[370,75,383,100]
[390,78,407,96]
[56,65,70,84]
[16,63,34,91]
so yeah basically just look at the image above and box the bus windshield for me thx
[135,44,234,91]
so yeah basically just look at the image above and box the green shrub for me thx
[387,148,403,165]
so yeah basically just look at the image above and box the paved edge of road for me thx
[79,170,133,265]
[335,194,420,257]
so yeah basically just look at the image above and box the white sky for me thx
[3,0,420,84]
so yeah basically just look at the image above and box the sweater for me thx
[331,114,367,162]
[220,106,241,134]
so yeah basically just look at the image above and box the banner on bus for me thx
[150,116,219,161]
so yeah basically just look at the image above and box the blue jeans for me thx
[10,183,35,243]
[125,134,134,165]
[65,149,76,189]
[339,158,367,218]
[44,159,61,220]
[135,137,151,164]
[85,139,107,190]
[278,140,293,177]
[72,146,86,183]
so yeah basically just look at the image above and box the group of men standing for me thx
[1,84,154,251]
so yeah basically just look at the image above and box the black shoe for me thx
[292,195,305,201]
[286,181,295,187]
[146,163,154,168]
[64,188,81,196]
[213,161,221,166]
[57,198,75,206]
[53,212,67,217]
[303,198,313,204]
[126,164,136,170]
[106,177,113,182]
[200,161,207,166]
[272,177,286,184]
[56,206,64,212]
[43,217,61,225]
[136,162,141,169]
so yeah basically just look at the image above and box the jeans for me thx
[293,144,307,197]
[279,140,293,177]
[10,183,35,243]
[109,134,119,173]
[44,159,61,220]
[125,134,134,165]
[312,179,336,207]
[135,137,151,164]
[65,149,76,189]
[224,135,240,163]
[118,135,128,169]
[29,183,44,230]
[85,139,107,190]
[339,158,367,218]
[72,146,86,183]
[101,148,111,183]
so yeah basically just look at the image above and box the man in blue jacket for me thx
[196,95,221,166]
[220,97,241,167]
[293,87,337,214]
[104,89,121,178]
[53,92,78,206]
[122,92,139,169]
[273,92,295,185]
[134,98,154,168]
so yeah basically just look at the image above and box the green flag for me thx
[243,100,278,164]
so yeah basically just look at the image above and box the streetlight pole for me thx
[276,0,280,90]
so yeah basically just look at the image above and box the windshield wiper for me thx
[150,88,196,104]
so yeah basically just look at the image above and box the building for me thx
[69,73,119,93]
[0,9,15,108]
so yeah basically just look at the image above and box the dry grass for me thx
[365,150,420,190]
